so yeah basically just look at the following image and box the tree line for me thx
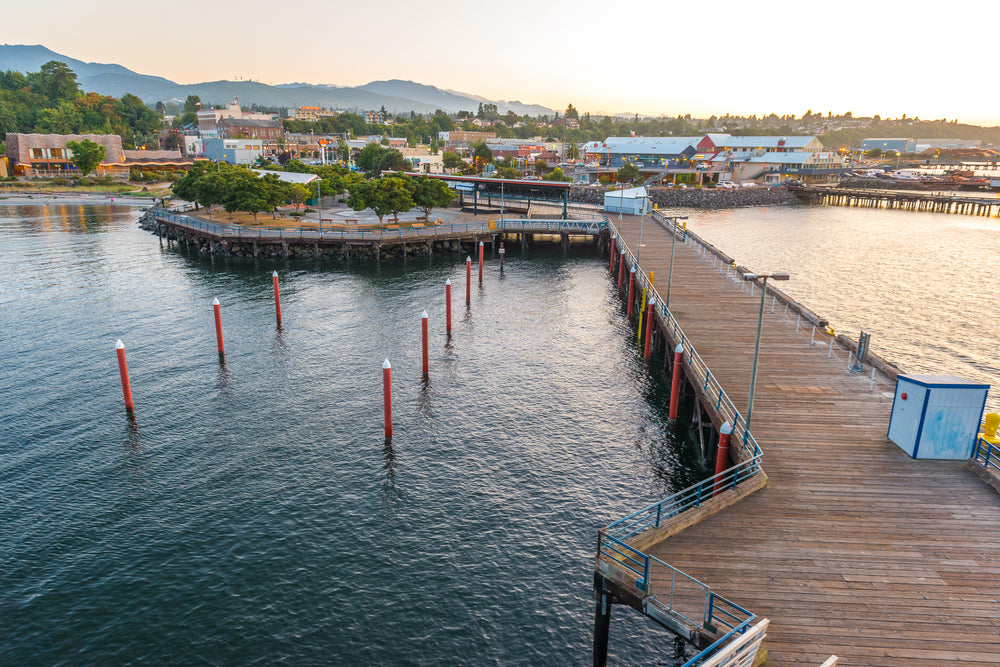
[173,159,454,226]
[0,61,161,149]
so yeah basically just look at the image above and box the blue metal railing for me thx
[157,207,606,241]
[602,455,764,544]
[974,437,1000,474]
[598,214,766,661]
[610,217,760,458]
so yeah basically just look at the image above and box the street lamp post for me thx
[664,216,687,310]
[742,271,790,432]
[637,190,646,263]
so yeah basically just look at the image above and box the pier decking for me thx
[603,213,1000,665]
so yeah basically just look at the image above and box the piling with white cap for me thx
[445,279,452,334]
[213,298,225,361]
[617,249,625,290]
[421,310,429,376]
[627,267,636,319]
[669,344,684,419]
[478,241,484,283]
[272,271,282,327]
[382,359,393,439]
[115,339,134,414]
[713,421,733,495]
[499,242,505,272]
[465,255,472,303]
[644,303,655,358]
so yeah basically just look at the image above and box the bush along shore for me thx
[569,184,800,209]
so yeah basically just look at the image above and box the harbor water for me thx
[0,204,702,665]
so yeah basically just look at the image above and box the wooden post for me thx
[627,268,635,319]
[466,256,472,303]
[644,303,655,358]
[421,310,429,376]
[272,271,282,327]
[593,585,611,667]
[213,298,225,361]
[445,279,452,334]
[669,344,684,419]
[383,359,392,439]
[115,340,134,414]
[713,422,733,495]
[478,241,484,283]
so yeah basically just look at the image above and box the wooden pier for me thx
[596,212,1000,665]
[794,185,1000,216]
[150,208,606,261]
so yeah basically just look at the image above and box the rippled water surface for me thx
[0,204,703,665]
[674,203,1000,412]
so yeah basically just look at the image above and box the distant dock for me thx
[792,185,1000,216]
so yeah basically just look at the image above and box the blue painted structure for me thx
[887,375,990,460]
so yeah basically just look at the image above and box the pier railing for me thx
[157,207,607,240]
[598,532,756,659]
[597,215,765,658]
[973,437,1000,475]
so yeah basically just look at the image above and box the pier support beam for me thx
[593,578,611,667]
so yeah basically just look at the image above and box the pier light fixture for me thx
[664,216,688,311]
[742,271,790,432]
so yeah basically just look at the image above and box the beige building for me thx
[5,133,129,179]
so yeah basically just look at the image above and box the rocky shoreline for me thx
[569,184,800,209]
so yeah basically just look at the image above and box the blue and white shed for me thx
[604,186,650,215]
[887,375,989,460]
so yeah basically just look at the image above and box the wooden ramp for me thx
[612,213,1000,666]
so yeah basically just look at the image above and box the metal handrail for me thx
[609,218,761,458]
[157,208,607,241]
[602,454,763,543]
[974,437,1000,474]
[599,215,765,662]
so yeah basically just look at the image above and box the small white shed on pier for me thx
[604,187,650,215]
[887,374,989,460]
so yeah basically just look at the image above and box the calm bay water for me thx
[674,202,1000,413]
[0,204,702,665]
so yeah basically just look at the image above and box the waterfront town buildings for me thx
[4,133,192,179]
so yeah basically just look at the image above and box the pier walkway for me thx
[602,213,1000,665]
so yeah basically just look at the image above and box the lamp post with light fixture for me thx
[742,271,790,431]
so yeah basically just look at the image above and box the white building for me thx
[604,186,650,215]
[203,138,263,165]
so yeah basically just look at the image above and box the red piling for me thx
[644,303,655,358]
[478,241,484,283]
[445,279,452,333]
[617,250,625,290]
[499,242,505,272]
[421,310,429,375]
[626,268,636,319]
[272,271,282,326]
[668,344,684,419]
[115,339,134,414]
[609,238,616,274]
[383,359,393,439]
[213,298,225,360]
[713,422,733,494]
[466,255,471,303]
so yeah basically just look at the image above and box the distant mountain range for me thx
[0,44,555,117]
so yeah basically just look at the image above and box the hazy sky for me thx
[2,0,997,125]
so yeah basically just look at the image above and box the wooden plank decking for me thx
[612,214,1000,666]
